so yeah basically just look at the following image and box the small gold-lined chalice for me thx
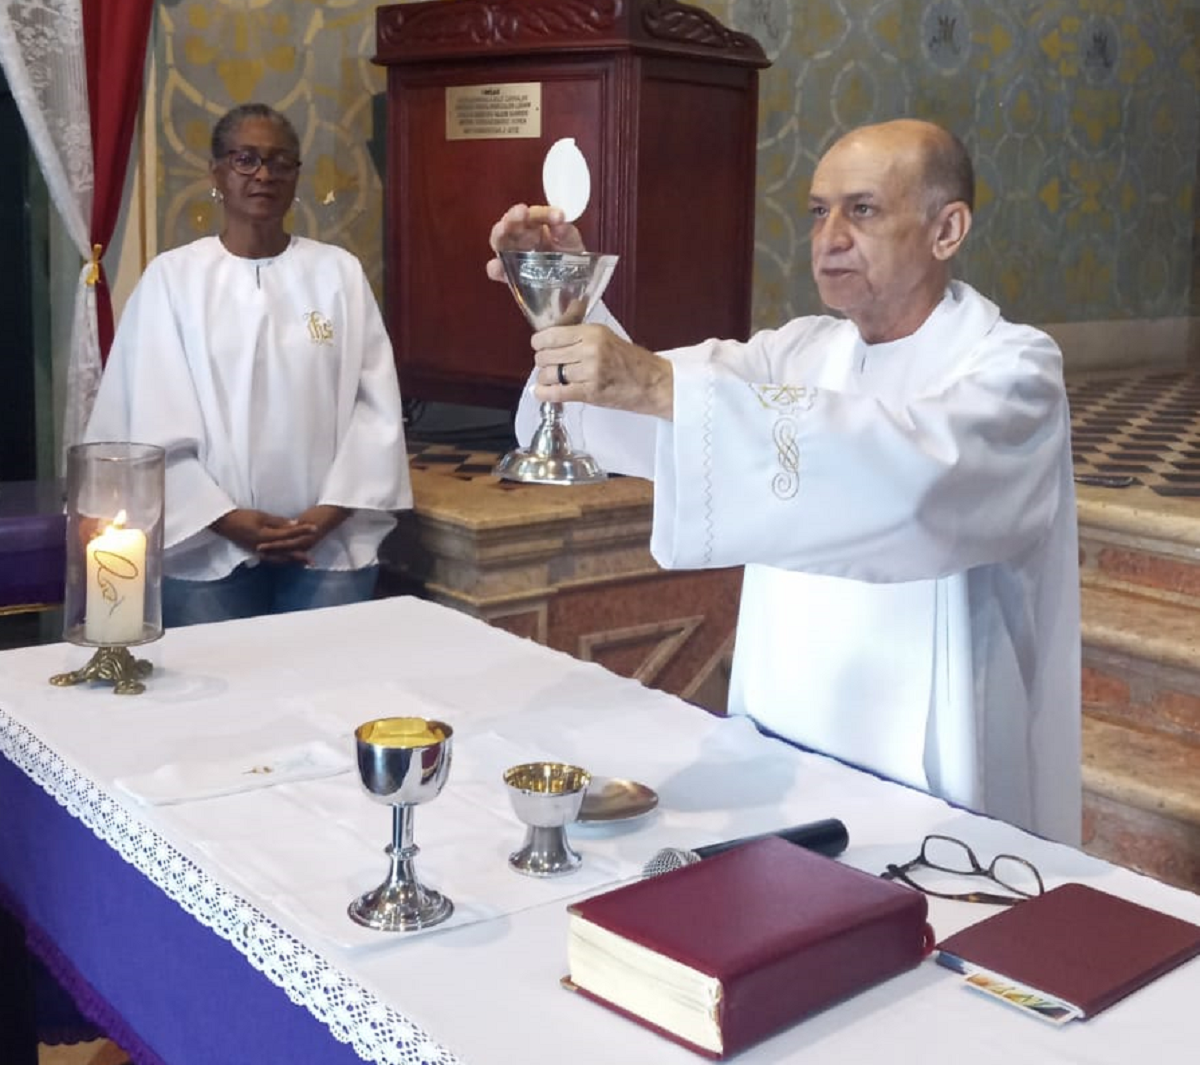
[503,761,591,877]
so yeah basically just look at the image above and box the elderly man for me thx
[488,119,1081,845]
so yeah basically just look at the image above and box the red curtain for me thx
[81,0,155,365]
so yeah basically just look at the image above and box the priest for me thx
[487,119,1081,845]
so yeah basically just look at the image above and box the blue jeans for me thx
[162,562,379,628]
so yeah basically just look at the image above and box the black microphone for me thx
[642,817,848,878]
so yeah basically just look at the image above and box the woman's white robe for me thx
[87,235,411,580]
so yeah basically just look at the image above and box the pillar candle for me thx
[85,513,147,645]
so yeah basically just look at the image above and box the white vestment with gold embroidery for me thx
[519,282,1081,844]
[86,235,411,580]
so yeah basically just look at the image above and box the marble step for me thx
[1077,488,1200,608]
[1081,582,1200,745]
[1081,714,1200,892]
[1079,579,1200,892]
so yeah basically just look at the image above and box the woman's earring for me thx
[210,187,223,203]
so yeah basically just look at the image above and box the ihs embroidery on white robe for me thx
[518,282,1081,845]
[87,235,411,580]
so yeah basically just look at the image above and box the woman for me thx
[86,103,411,626]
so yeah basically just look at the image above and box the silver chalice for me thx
[494,250,619,485]
[348,717,454,931]
[503,761,591,876]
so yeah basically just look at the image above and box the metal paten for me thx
[577,776,659,823]
[348,717,454,931]
[503,761,591,876]
[493,250,619,485]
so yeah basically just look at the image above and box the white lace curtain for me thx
[0,0,97,470]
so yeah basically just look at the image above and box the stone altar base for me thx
[380,445,740,714]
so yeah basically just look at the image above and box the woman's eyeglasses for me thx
[222,149,301,177]
[880,834,1045,906]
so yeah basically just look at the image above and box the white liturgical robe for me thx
[518,282,1082,844]
[87,235,411,581]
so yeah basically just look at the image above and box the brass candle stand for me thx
[50,646,155,696]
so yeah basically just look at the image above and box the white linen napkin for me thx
[114,738,352,805]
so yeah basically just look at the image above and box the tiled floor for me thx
[1067,369,1200,495]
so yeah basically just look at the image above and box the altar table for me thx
[1,597,1198,1065]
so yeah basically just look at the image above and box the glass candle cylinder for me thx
[62,442,165,647]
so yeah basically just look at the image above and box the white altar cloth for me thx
[1,596,1198,1064]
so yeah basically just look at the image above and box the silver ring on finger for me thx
[557,363,569,386]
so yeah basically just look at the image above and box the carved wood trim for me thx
[640,0,766,62]
[376,0,767,66]
[378,0,622,52]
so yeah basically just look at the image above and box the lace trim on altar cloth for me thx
[0,709,465,1065]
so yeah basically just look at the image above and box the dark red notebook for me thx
[937,882,1200,1019]
[564,836,931,1059]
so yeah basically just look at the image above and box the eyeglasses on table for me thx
[880,834,1045,905]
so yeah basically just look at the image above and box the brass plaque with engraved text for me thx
[445,83,542,141]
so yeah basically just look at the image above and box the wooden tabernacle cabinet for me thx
[374,0,769,410]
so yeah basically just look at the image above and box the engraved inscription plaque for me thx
[446,83,542,141]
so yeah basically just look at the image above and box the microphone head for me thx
[642,846,701,878]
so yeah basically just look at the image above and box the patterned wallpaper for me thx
[154,0,388,291]
[152,0,1198,331]
[694,0,1199,329]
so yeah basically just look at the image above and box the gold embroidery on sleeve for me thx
[751,383,818,412]
[748,384,817,500]
[772,420,801,499]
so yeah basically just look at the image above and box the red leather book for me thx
[564,836,932,1059]
[936,882,1200,1019]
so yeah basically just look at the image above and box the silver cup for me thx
[503,761,591,876]
[494,250,619,485]
[348,717,454,931]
